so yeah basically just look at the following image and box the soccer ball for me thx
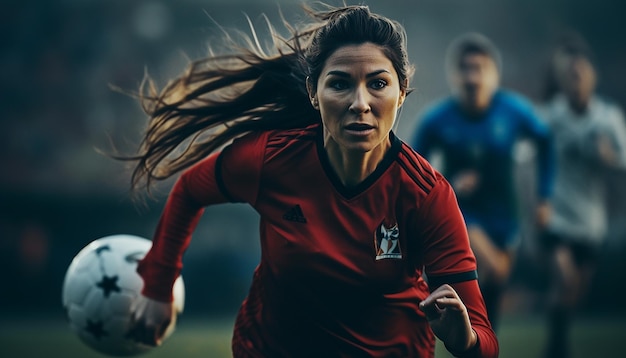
[62,234,185,356]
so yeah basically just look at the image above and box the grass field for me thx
[1,313,624,357]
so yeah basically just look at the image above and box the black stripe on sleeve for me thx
[400,147,436,187]
[396,159,429,193]
[215,152,237,202]
[426,270,478,290]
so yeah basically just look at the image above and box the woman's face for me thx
[308,42,406,153]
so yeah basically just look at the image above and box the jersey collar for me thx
[315,125,402,200]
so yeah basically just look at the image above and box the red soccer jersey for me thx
[138,124,498,357]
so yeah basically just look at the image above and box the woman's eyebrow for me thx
[325,69,391,78]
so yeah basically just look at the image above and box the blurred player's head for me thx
[446,33,501,114]
[550,32,596,111]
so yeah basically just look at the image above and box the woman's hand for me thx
[419,284,477,353]
[127,294,176,346]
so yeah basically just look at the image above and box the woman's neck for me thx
[323,133,391,187]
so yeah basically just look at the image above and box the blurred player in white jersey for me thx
[538,32,626,358]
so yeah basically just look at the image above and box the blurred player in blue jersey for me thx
[411,33,555,330]
[538,33,626,358]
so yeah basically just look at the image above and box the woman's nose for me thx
[349,86,371,114]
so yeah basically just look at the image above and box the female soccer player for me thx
[125,4,498,357]
[538,33,626,358]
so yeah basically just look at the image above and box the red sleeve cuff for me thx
[445,334,480,358]
[446,328,498,358]
[136,257,181,302]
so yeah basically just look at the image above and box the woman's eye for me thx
[370,79,388,90]
[330,80,349,90]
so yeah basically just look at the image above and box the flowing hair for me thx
[123,3,414,192]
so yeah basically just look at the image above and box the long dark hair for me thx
[125,3,414,191]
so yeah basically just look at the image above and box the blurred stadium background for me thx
[1,0,625,357]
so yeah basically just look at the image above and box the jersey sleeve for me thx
[447,280,499,358]
[137,131,268,302]
[420,177,498,357]
[215,131,267,204]
[421,177,476,280]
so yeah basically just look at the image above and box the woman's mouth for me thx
[344,123,375,136]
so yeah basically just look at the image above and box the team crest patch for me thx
[374,222,401,260]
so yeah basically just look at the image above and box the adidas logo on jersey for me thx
[283,204,307,223]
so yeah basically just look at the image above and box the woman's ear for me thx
[397,79,409,108]
[306,76,319,110]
